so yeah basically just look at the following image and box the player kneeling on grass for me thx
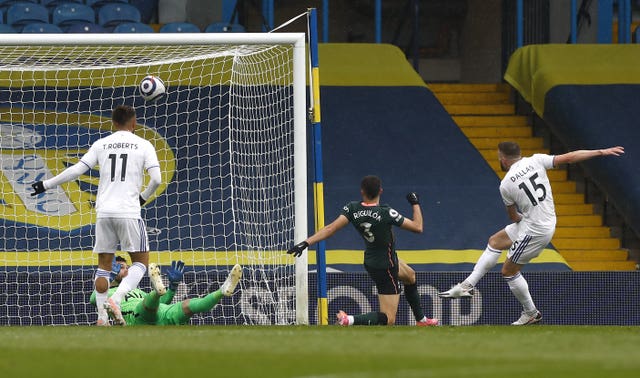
[91,257,242,326]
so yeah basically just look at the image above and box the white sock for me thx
[94,269,110,319]
[505,272,536,313]
[110,262,146,305]
[347,315,354,326]
[464,245,501,287]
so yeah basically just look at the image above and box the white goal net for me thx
[0,34,308,326]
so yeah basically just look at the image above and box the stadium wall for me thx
[1,270,638,325]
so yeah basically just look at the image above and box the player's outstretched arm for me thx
[30,161,90,196]
[401,192,423,233]
[287,215,349,257]
[554,146,624,166]
[162,260,185,304]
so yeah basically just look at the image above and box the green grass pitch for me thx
[1,325,639,378]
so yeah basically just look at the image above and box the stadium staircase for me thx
[429,83,635,271]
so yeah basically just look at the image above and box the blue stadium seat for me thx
[635,25,640,43]
[204,22,245,33]
[21,21,63,32]
[52,3,95,27]
[97,2,140,28]
[64,20,104,32]
[159,21,200,33]
[112,21,152,33]
[6,3,49,30]
[85,0,127,9]
[40,0,83,13]
[0,0,37,13]
[0,23,18,32]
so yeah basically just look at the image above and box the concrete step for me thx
[453,115,529,127]
[435,92,511,105]
[553,226,612,238]
[443,104,515,115]
[429,83,509,93]
[460,126,532,138]
[469,137,544,149]
[479,149,548,161]
[561,249,629,261]
[568,260,636,271]
[553,193,586,204]
[556,215,602,227]
[555,203,595,216]
[552,237,620,250]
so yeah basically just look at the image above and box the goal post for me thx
[0,33,308,325]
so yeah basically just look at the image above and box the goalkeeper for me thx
[90,258,242,326]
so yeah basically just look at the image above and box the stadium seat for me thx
[97,2,140,28]
[52,3,96,28]
[64,20,104,32]
[85,0,128,10]
[6,3,49,30]
[21,21,63,32]
[0,0,37,13]
[40,0,83,13]
[159,21,199,33]
[635,25,640,43]
[112,21,153,33]
[0,23,18,32]
[204,22,245,33]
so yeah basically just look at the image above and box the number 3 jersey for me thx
[341,201,405,269]
[81,130,160,219]
[500,153,556,236]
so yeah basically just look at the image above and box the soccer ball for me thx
[139,75,166,102]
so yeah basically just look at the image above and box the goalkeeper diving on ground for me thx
[91,257,242,326]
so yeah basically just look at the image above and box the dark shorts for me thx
[365,264,400,295]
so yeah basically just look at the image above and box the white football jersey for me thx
[500,153,556,235]
[80,130,160,218]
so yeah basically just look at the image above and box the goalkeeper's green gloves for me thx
[287,241,309,257]
[31,181,46,196]
[406,192,420,205]
[167,260,185,291]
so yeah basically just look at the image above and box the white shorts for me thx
[504,222,553,264]
[94,218,149,253]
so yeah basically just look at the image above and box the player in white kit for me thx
[31,105,162,326]
[438,141,624,325]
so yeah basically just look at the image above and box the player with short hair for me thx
[438,142,624,325]
[31,104,162,326]
[288,175,438,326]
[91,259,243,326]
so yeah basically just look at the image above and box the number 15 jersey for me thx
[500,153,556,236]
[81,130,160,219]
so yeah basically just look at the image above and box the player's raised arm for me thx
[287,215,349,257]
[30,160,91,196]
[400,192,423,234]
[553,146,624,166]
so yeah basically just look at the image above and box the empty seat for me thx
[52,3,95,27]
[0,0,37,13]
[204,22,245,33]
[0,23,18,33]
[65,21,105,32]
[97,2,140,27]
[21,21,63,32]
[85,0,127,9]
[40,0,83,12]
[6,3,49,30]
[112,21,153,33]
[159,21,199,33]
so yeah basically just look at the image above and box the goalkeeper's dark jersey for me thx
[341,201,405,269]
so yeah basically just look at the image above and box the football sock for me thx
[404,283,425,321]
[505,272,537,313]
[110,262,147,305]
[94,269,110,320]
[188,290,223,313]
[465,245,502,287]
[353,311,388,326]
